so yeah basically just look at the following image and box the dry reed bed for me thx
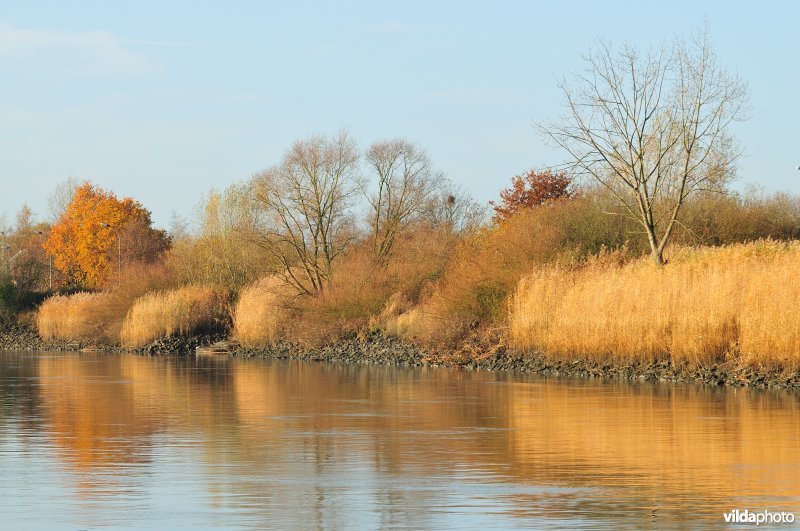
[510,241,800,367]
[120,285,228,347]
[37,292,108,341]
[233,276,290,347]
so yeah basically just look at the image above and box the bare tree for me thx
[364,139,444,263]
[540,28,748,265]
[119,216,171,265]
[47,177,80,223]
[250,132,361,295]
[427,181,486,235]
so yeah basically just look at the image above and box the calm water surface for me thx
[0,351,798,529]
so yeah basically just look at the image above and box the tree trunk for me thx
[651,248,664,266]
[643,223,665,266]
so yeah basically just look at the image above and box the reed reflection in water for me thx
[0,351,798,529]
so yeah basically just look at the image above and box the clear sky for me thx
[1,0,798,228]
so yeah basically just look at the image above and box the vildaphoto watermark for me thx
[723,509,795,525]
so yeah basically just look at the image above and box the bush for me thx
[678,190,800,245]
[385,192,637,346]
[232,230,454,348]
[292,252,392,344]
[274,247,396,347]
[0,276,13,324]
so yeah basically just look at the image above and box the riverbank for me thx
[0,322,77,352]
[236,333,800,390]
[0,321,224,355]
[3,322,799,390]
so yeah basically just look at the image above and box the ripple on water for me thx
[0,350,798,528]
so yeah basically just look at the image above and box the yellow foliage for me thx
[510,240,800,367]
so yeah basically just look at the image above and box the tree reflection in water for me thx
[0,351,797,528]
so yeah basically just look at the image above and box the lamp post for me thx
[100,222,121,282]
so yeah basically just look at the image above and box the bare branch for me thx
[539,28,748,265]
[249,131,361,294]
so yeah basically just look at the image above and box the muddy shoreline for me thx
[2,323,799,391]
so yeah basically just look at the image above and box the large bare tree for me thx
[541,29,749,265]
[364,139,444,263]
[250,132,361,295]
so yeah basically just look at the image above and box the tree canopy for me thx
[541,28,749,264]
[490,169,573,222]
[43,182,169,288]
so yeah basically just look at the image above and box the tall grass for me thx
[233,276,290,347]
[36,263,177,344]
[510,241,800,367]
[120,285,228,347]
[37,292,107,341]
[94,263,175,341]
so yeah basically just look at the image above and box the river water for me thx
[0,351,798,529]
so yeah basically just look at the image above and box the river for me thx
[0,350,798,529]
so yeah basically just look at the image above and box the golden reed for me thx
[510,241,800,367]
[37,292,107,341]
[233,276,288,347]
[120,285,227,347]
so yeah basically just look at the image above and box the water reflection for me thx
[0,351,798,529]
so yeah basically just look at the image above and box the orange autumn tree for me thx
[44,182,170,288]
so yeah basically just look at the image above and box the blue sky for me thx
[1,1,798,228]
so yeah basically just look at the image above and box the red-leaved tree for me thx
[490,169,573,222]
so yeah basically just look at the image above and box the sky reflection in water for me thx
[0,351,798,529]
